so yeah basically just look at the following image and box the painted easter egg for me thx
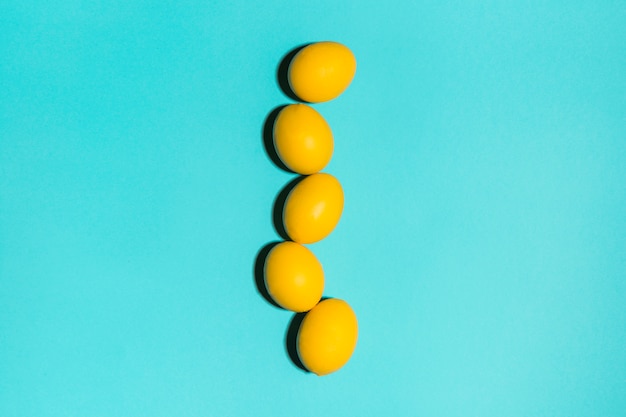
[264,241,324,312]
[297,298,358,376]
[282,173,344,244]
[273,104,333,175]
[288,42,357,103]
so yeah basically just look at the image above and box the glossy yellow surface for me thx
[273,104,334,175]
[263,241,324,312]
[283,173,344,244]
[288,42,357,103]
[297,298,358,376]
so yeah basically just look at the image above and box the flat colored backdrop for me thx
[1,1,625,416]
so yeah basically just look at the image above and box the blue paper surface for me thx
[1,1,625,416]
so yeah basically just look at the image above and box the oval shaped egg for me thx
[283,173,344,244]
[297,298,358,376]
[288,42,357,103]
[273,104,333,175]
[264,241,324,312]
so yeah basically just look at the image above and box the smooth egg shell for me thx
[283,173,344,244]
[264,241,324,312]
[297,298,358,376]
[288,42,357,103]
[273,104,333,175]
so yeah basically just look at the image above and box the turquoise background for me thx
[1,1,625,416]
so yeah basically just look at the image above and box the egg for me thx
[288,42,357,103]
[273,104,333,175]
[297,298,358,376]
[283,173,344,244]
[263,241,324,312]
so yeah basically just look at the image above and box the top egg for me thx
[288,42,357,103]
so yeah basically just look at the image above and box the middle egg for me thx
[273,104,334,175]
[283,173,344,244]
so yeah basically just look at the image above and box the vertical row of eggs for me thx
[263,42,359,376]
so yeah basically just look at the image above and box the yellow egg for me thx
[273,104,334,175]
[297,298,358,376]
[288,42,357,103]
[263,241,324,312]
[283,173,344,244]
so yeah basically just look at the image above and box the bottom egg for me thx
[297,298,358,376]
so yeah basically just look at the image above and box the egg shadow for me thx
[253,242,285,309]
[262,106,294,173]
[277,43,311,102]
[285,312,309,373]
[284,297,333,373]
[272,175,305,241]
